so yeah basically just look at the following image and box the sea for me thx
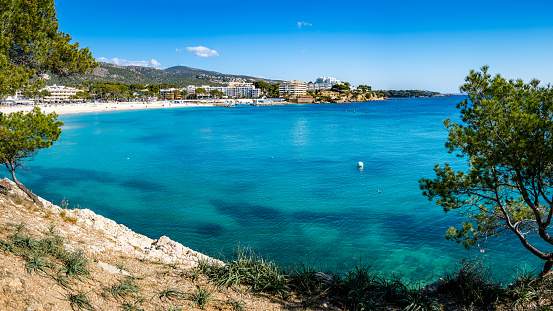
[15,96,543,283]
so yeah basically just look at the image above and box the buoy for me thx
[357,162,363,167]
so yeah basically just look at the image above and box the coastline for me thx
[0,101,214,115]
[0,178,221,267]
[0,178,303,310]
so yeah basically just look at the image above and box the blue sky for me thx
[55,0,553,93]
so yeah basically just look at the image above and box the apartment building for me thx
[43,85,79,102]
[278,80,307,97]
[183,83,261,98]
[160,88,186,100]
[315,76,341,85]
[307,83,332,91]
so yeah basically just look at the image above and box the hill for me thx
[45,62,284,87]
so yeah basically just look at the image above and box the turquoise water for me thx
[14,97,542,282]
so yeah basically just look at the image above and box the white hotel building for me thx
[43,85,79,102]
[162,82,261,98]
[278,80,307,97]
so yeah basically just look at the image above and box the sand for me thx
[0,101,214,115]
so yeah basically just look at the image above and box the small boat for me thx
[357,162,363,168]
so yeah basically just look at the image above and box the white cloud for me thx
[150,59,162,67]
[297,21,312,29]
[175,48,183,53]
[186,46,219,58]
[97,57,163,68]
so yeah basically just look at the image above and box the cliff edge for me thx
[0,178,303,310]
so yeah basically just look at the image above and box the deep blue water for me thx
[13,97,543,282]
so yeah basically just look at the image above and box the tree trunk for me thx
[10,170,43,207]
[541,259,553,277]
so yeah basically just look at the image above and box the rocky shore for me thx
[0,178,221,269]
[0,178,302,310]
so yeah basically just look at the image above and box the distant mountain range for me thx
[44,62,284,86]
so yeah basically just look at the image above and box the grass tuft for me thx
[226,298,246,311]
[440,259,502,308]
[60,250,90,281]
[105,277,141,301]
[155,285,185,302]
[24,253,53,276]
[200,245,291,299]
[67,290,95,311]
[188,285,214,309]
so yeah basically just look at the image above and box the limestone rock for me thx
[98,261,130,276]
[1,178,222,269]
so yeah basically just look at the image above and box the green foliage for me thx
[254,81,270,93]
[441,260,502,307]
[331,83,350,92]
[105,277,141,301]
[0,107,63,168]
[2,224,91,289]
[119,301,145,311]
[188,285,214,309]
[357,85,372,93]
[420,66,553,272]
[195,88,207,97]
[0,0,97,97]
[201,246,290,299]
[60,250,91,281]
[0,107,63,204]
[268,83,280,98]
[209,89,225,99]
[226,299,246,311]
[24,253,53,276]
[89,82,135,101]
[155,286,185,301]
[67,290,95,311]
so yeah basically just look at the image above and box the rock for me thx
[98,261,130,276]
[0,177,223,270]
[144,235,224,267]
[64,243,76,253]
[423,278,446,294]
[9,277,23,289]
[314,272,332,283]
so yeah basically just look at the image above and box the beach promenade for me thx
[0,101,214,115]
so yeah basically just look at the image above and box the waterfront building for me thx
[160,88,185,100]
[307,83,332,91]
[279,80,307,97]
[315,76,341,85]
[180,83,261,98]
[43,85,79,102]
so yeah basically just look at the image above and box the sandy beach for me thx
[0,101,215,115]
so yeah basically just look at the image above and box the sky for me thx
[55,0,553,93]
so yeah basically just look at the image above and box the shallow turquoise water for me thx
[13,97,542,282]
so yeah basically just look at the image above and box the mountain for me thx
[44,62,283,86]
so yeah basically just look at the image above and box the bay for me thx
[14,96,541,282]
